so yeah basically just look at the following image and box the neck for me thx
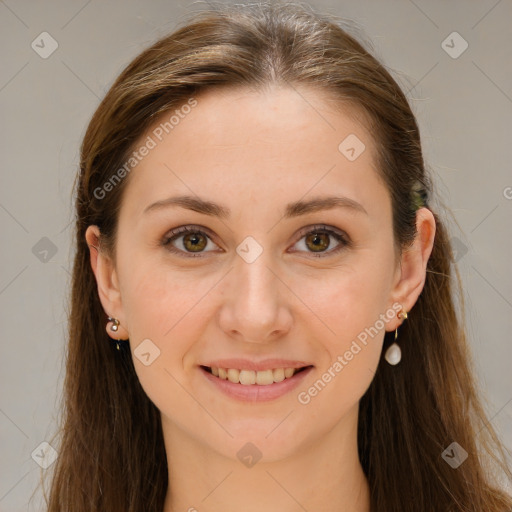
[161,404,371,512]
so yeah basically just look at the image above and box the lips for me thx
[199,362,314,401]
[199,359,313,386]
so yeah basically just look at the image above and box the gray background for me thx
[1,0,511,509]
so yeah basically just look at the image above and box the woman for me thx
[42,2,512,511]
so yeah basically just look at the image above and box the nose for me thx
[217,251,293,344]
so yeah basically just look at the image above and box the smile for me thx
[202,365,310,385]
[199,364,314,401]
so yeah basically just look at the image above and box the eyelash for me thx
[161,224,350,259]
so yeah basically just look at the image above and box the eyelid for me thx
[294,224,347,241]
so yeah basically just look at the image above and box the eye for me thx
[161,225,219,258]
[290,224,350,258]
[161,224,350,259]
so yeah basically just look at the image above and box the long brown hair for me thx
[40,2,512,510]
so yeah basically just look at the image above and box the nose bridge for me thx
[234,246,278,313]
[219,243,291,341]
[233,229,276,292]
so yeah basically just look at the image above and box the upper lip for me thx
[200,359,313,372]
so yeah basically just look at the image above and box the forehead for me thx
[119,85,390,222]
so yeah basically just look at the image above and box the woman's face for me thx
[88,85,430,462]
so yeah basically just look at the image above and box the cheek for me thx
[291,256,392,410]
[294,276,386,422]
[118,263,216,420]
[290,255,391,350]
[117,253,232,398]
[120,262,217,346]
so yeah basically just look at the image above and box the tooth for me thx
[227,368,240,383]
[273,368,285,382]
[239,370,256,385]
[211,365,304,384]
[284,367,295,378]
[255,369,274,385]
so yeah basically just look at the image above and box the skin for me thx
[86,85,435,512]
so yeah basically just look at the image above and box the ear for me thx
[387,208,436,330]
[85,225,129,337]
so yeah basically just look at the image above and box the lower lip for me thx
[200,366,314,402]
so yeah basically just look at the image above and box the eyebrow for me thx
[143,194,368,218]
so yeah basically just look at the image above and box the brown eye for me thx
[162,224,350,259]
[304,232,331,252]
[291,225,350,258]
[162,226,218,258]
[182,232,207,252]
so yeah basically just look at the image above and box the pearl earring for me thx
[107,316,123,350]
[385,309,408,365]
